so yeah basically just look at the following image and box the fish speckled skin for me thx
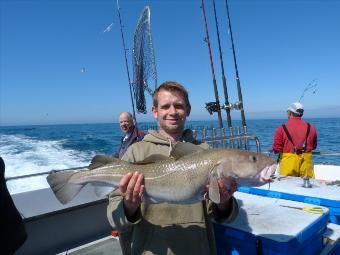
[47,147,276,204]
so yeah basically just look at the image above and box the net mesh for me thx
[132,6,157,114]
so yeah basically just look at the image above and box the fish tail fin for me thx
[47,171,83,204]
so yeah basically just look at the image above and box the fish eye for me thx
[249,155,257,162]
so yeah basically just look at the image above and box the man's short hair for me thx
[153,81,191,109]
[119,112,133,121]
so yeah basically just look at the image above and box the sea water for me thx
[1,118,339,194]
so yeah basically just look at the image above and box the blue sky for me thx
[1,0,340,126]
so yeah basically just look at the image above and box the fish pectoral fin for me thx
[89,155,120,169]
[170,142,205,160]
[216,159,232,177]
[208,174,220,204]
[92,183,117,198]
[133,154,170,165]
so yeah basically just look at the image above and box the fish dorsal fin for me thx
[89,155,120,170]
[133,154,170,165]
[208,172,220,204]
[170,142,205,160]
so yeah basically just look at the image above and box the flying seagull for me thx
[103,22,113,33]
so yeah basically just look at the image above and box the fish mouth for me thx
[255,163,277,182]
[231,164,277,187]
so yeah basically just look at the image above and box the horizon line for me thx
[1,116,340,127]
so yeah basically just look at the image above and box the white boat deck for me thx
[229,192,329,242]
[58,236,122,255]
[314,164,340,181]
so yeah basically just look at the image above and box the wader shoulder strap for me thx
[282,124,297,152]
[282,123,310,153]
[303,123,311,151]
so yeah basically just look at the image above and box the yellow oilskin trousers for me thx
[279,152,315,178]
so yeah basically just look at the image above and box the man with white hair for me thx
[272,102,317,177]
[114,112,145,159]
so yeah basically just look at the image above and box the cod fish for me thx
[47,142,276,205]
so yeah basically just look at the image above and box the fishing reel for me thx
[222,101,243,111]
[221,103,232,110]
[205,102,221,115]
[232,101,243,110]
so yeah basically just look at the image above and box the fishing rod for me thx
[299,78,318,102]
[225,0,247,131]
[212,0,232,129]
[201,0,223,129]
[116,0,137,124]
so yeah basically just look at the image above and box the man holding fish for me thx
[46,81,276,254]
[107,81,240,255]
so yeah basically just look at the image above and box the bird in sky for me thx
[103,22,113,33]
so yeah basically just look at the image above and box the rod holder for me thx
[302,178,312,188]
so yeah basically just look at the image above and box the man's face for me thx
[152,90,190,136]
[287,111,291,119]
[119,114,133,134]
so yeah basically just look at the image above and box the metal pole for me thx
[117,0,137,124]
[212,0,232,128]
[201,0,223,128]
[225,0,246,129]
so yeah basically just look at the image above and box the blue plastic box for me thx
[214,192,329,255]
[238,177,340,224]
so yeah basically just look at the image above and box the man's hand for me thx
[206,177,237,210]
[216,178,237,211]
[119,171,145,218]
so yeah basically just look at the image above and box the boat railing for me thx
[5,166,88,182]
[192,127,261,153]
[138,124,262,152]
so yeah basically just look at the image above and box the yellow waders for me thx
[279,152,314,178]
